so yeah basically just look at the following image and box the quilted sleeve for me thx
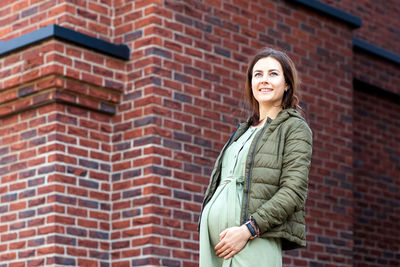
[251,119,312,234]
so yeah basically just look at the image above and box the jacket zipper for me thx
[242,123,268,223]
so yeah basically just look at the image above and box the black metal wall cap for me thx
[353,38,400,66]
[354,79,400,99]
[0,24,130,60]
[291,0,362,28]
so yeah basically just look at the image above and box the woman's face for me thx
[251,56,288,109]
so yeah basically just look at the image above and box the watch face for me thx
[246,221,257,237]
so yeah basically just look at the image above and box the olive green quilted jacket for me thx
[200,108,313,250]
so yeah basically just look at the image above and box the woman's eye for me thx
[254,73,262,77]
[270,72,278,76]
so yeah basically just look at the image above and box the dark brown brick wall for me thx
[354,87,400,267]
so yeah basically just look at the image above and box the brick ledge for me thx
[353,38,400,66]
[0,75,121,118]
[0,24,130,60]
[290,0,362,28]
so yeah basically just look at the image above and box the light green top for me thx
[199,125,282,266]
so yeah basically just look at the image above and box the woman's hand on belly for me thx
[214,225,251,260]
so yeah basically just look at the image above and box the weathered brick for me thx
[1,233,17,242]
[1,193,17,202]
[122,209,141,218]
[0,252,16,261]
[47,235,76,246]
[76,218,98,231]
[78,199,99,209]
[79,178,99,189]
[54,256,76,266]
[10,201,26,211]
[9,241,26,250]
[90,230,109,240]
[27,258,45,266]
[66,227,87,237]
[28,238,45,247]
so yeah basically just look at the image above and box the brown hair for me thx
[245,48,300,124]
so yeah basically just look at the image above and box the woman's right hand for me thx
[214,225,251,260]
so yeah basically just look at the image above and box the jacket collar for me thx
[239,108,305,131]
[267,108,305,131]
[260,109,304,153]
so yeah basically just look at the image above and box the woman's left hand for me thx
[214,225,251,260]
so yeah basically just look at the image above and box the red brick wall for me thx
[0,103,113,266]
[0,0,114,41]
[0,32,124,265]
[110,0,355,265]
[0,0,399,266]
[354,87,400,267]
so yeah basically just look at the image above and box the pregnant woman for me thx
[199,48,313,267]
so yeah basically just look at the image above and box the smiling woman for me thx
[199,48,312,267]
[251,57,289,123]
[245,48,300,126]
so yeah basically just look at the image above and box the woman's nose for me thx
[260,75,269,83]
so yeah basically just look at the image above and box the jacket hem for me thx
[261,231,306,250]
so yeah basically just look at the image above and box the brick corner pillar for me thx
[109,1,222,266]
[0,24,128,266]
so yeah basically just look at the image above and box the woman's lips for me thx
[259,88,273,92]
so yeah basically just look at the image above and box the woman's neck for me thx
[259,105,282,121]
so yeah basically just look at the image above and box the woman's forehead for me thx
[253,57,283,72]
